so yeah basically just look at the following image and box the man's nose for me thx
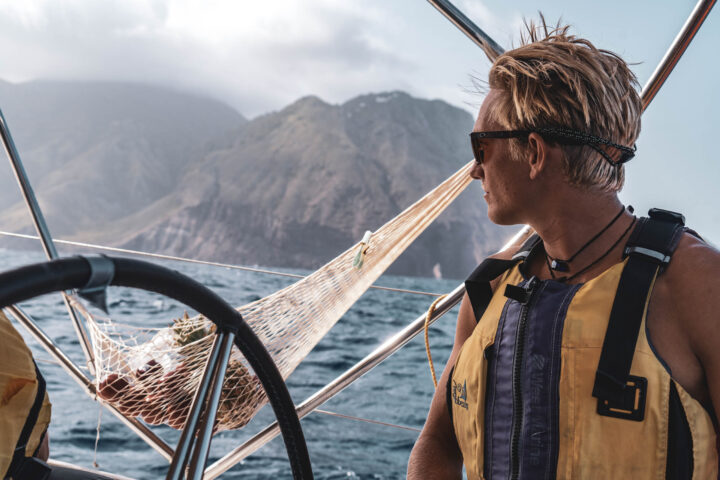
[470,162,484,180]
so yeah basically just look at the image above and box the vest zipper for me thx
[509,277,539,480]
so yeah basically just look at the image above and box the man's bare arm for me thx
[669,236,720,418]
[408,293,478,479]
[408,244,518,478]
[649,232,720,421]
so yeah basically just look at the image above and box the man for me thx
[408,21,720,479]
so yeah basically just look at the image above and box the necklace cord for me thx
[546,204,627,267]
[558,215,637,283]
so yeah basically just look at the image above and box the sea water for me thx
[0,248,462,479]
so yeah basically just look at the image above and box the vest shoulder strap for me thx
[465,233,541,323]
[5,362,51,480]
[592,208,686,421]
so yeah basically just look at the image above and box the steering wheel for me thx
[0,255,313,479]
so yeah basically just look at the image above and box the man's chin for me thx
[486,208,522,226]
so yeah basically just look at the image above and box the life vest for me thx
[449,210,718,479]
[0,310,52,480]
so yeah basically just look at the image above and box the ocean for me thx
[0,247,462,479]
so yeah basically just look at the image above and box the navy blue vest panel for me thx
[484,296,520,479]
[484,279,581,480]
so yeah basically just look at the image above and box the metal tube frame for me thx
[188,332,235,479]
[0,111,59,261]
[641,0,716,110]
[166,333,225,480]
[0,110,96,374]
[47,459,135,480]
[426,0,504,54]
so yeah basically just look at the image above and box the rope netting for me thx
[71,162,474,432]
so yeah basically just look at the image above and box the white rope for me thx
[0,231,443,297]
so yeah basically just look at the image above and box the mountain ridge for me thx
[0,80,509,279]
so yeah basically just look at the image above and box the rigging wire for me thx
[313,409,421,433]
[0,230,443,297]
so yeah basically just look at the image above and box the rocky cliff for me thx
[0,83,510,279]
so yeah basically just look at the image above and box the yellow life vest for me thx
[450,213,718,479]
[0,310,52,478]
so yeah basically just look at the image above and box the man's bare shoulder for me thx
[655,231,720,348]
[662,232,720,292]
[645,232,720,405]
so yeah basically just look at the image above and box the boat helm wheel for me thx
[0,255,313,480]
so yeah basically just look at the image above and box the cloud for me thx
[0,0,421,117]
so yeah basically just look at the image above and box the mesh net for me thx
[72,162,473,432]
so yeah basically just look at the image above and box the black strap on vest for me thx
[592,208,686,421]
[464,234,541,323]
[5,362,51,480]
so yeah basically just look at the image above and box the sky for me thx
[0,0,718,243]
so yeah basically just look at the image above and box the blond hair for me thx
[483,18,641,192]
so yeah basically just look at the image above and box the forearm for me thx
[35,431,49,461]
[408,433,463,480]
[407,295,473,479]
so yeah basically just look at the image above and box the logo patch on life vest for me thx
[452,379,468,409]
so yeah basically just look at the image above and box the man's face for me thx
[470,89,531,225]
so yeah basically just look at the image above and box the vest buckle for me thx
[623,245,671,266]
[596,375,647,422]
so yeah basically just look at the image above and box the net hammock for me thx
[70,161,474,432]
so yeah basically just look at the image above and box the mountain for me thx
[0,80,246,235]
[81,91,510,278]
[0,83,510,279]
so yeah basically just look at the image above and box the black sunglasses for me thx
[469,127,636,167]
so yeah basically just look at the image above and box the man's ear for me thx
[526,132,547,180]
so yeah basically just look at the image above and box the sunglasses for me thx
[469,127,637,166]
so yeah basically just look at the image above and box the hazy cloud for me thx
[0,0,430,117]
